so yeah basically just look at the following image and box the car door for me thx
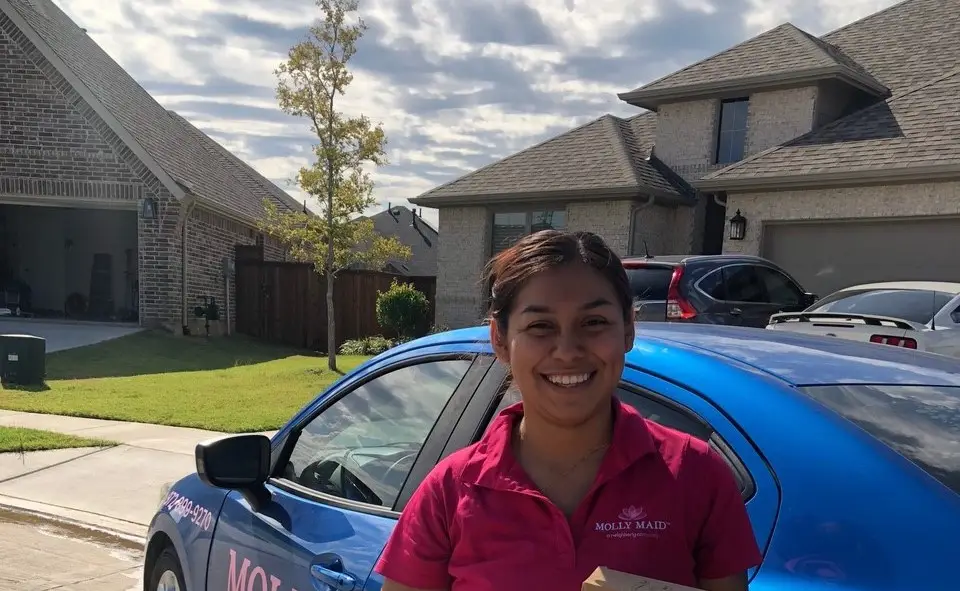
[206,347,492,591]
[438,362,779,582]
[690,266,741,325]
[753,265,808,321]
[721,264,774,327]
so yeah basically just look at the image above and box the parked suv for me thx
[623,254,817,327]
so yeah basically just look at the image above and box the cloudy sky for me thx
[57,0,899,227]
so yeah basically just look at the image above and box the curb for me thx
[0,494,147,547]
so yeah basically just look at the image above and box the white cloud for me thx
[54,0,905,234]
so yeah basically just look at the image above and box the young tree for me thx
[262,0,411,370]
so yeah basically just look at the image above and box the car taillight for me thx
[869,334,918,349]
[666,266,697,320]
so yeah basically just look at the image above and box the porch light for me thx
[141,197,158,220]
[729,209,746,241]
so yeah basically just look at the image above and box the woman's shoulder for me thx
[418,439,489,492]
[641,419,723,476]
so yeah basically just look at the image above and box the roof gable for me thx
[698,66,960,189]
[619,23,886,109]
[1,0,296,220]
[410,112,687,207]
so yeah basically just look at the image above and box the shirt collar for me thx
[464,397,657,491]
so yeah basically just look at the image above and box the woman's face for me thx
[491,263,635,428]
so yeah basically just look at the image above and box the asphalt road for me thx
[0,508,143,590]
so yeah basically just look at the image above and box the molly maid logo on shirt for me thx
[594,505,671,539]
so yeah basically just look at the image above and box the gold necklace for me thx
[517,423,611,478]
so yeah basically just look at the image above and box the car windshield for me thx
[625,266,674,301]
[809,289,955,324]
[799,384,960,494]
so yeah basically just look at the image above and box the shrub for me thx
[339,335,394,356]
[376,280,431,341]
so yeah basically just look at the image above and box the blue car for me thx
[144,323,960,591]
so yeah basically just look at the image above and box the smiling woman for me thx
[375,230,761,591]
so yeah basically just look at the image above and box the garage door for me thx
[761,217,960,297]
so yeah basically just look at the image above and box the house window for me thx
[491,210,566,255]
[716,98,749,165]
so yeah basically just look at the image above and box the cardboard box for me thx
[582,567,702,591]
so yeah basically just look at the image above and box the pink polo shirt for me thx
[374,398,762,590]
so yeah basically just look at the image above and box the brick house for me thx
[412,0,960,329]
[0,0,299,332]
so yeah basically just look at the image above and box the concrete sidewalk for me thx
[0,410,273,540]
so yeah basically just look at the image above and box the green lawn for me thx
[0,426,114,453]
[0,331,370,433]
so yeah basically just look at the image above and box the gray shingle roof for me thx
[700,67,960,184]
[3,0,296,219]
[619,23,887,106]
[703,0,960,185]
[168,111,301,213]
[823,0,960,95]
[410,112,689,206]
[364,206,437,276]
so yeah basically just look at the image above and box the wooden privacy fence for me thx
[235,260,436,351]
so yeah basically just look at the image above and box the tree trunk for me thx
[326,170,337,371]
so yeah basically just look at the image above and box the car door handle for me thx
[311,564,357,591]
[730,308,742,316]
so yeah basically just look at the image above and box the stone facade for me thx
[567,200,634,254]
[435,198,696,329]
[653,99,720,180]
[721,181,960,256]
[744,87,818,155]
[0,15,280,331]
[435,206,490,329]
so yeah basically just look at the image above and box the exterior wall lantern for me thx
[728,209,746,241]
[141,197,158,220]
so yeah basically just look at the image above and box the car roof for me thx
[621,254,769,266]
[834,281,960,295]
[409,323,960,388]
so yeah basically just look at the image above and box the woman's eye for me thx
[585,317,609,326]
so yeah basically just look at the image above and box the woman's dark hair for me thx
[483,230,632,331]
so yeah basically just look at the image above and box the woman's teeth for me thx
[545,373,593,387]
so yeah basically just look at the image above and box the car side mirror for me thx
[196,434,272,511]
[802,292,818,307]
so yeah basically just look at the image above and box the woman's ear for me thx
[624,308,636,352]
[489,319,510,364]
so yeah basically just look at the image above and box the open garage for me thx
[761,216,960,297]
[0,204,138,322]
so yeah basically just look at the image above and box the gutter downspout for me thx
[627,194,657,255]
[179,196,198,335]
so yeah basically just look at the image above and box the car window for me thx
[697,269,725,300]
[799,384,960,494]
[625,266,674,301]
[281,359,472,508]
[810,289,954,324]
[755,267,803,306]
[722,265,765,303]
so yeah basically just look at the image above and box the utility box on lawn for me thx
[0,334,46,387]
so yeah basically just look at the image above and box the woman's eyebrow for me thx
[520,298,613,314]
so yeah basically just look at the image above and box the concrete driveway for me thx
[0,318,141,353]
